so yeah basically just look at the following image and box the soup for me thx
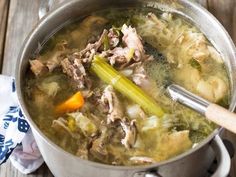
[24,8,230,166]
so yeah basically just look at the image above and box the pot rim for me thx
[15,0,236,171]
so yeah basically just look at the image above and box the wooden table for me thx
[0,0,235,176]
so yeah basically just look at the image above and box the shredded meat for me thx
[100,24,146,67]
[130,62,154,92]
[59,30,109,89]
[61,56,91,89]
[120,119,137,149]
[30,40,69,76]
[78,29,108,63]
[107,47,130,66]
[29,59,48,76]
[132,64,147,85]
[100,85,124,123]
[46,25,147,91]
[121,24,144,61]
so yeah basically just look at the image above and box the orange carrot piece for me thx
[55,91,84,114]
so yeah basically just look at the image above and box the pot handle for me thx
[210,135,231,177]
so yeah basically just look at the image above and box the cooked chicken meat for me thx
[120,119,137,149]
[61,57,91,89]
[29,59,47,76]
[100,85,124,123]
[121,24,144,61]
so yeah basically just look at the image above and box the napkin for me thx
[0,75,43,174]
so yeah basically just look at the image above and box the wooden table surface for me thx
[0,0,235,177]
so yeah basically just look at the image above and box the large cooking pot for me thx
[15,0,236,177]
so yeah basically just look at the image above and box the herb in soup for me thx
[24,8,229,165]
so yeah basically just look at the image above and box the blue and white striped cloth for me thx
[0,75,43,174]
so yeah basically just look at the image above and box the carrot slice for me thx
[55,91,84,114]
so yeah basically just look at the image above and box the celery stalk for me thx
[91,55,164,117]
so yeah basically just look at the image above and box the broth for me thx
[24,8,229,165]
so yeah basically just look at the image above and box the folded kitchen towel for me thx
[0,75,43,174]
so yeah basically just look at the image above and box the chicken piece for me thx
[29,59,48,76]
[124,61,156,94]
[131,63,153,92]
[120,119,137,149]
[63,30,108,68]
[61,57,91,89]
[99,25,144,67]
[30,40,69,76]
[100,85,124,123]
[132,68,147,86]
[121,24,144,61]
[78,29,108,63]
[108,47,130,65]
[60,30,109,89]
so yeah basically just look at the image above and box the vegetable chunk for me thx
[55,91,84,114]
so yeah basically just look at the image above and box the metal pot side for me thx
[15,0,236,177]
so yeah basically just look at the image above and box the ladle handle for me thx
[206,104,236,134]
[167,84,236,134]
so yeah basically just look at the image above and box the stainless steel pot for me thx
[15,0,236,177]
